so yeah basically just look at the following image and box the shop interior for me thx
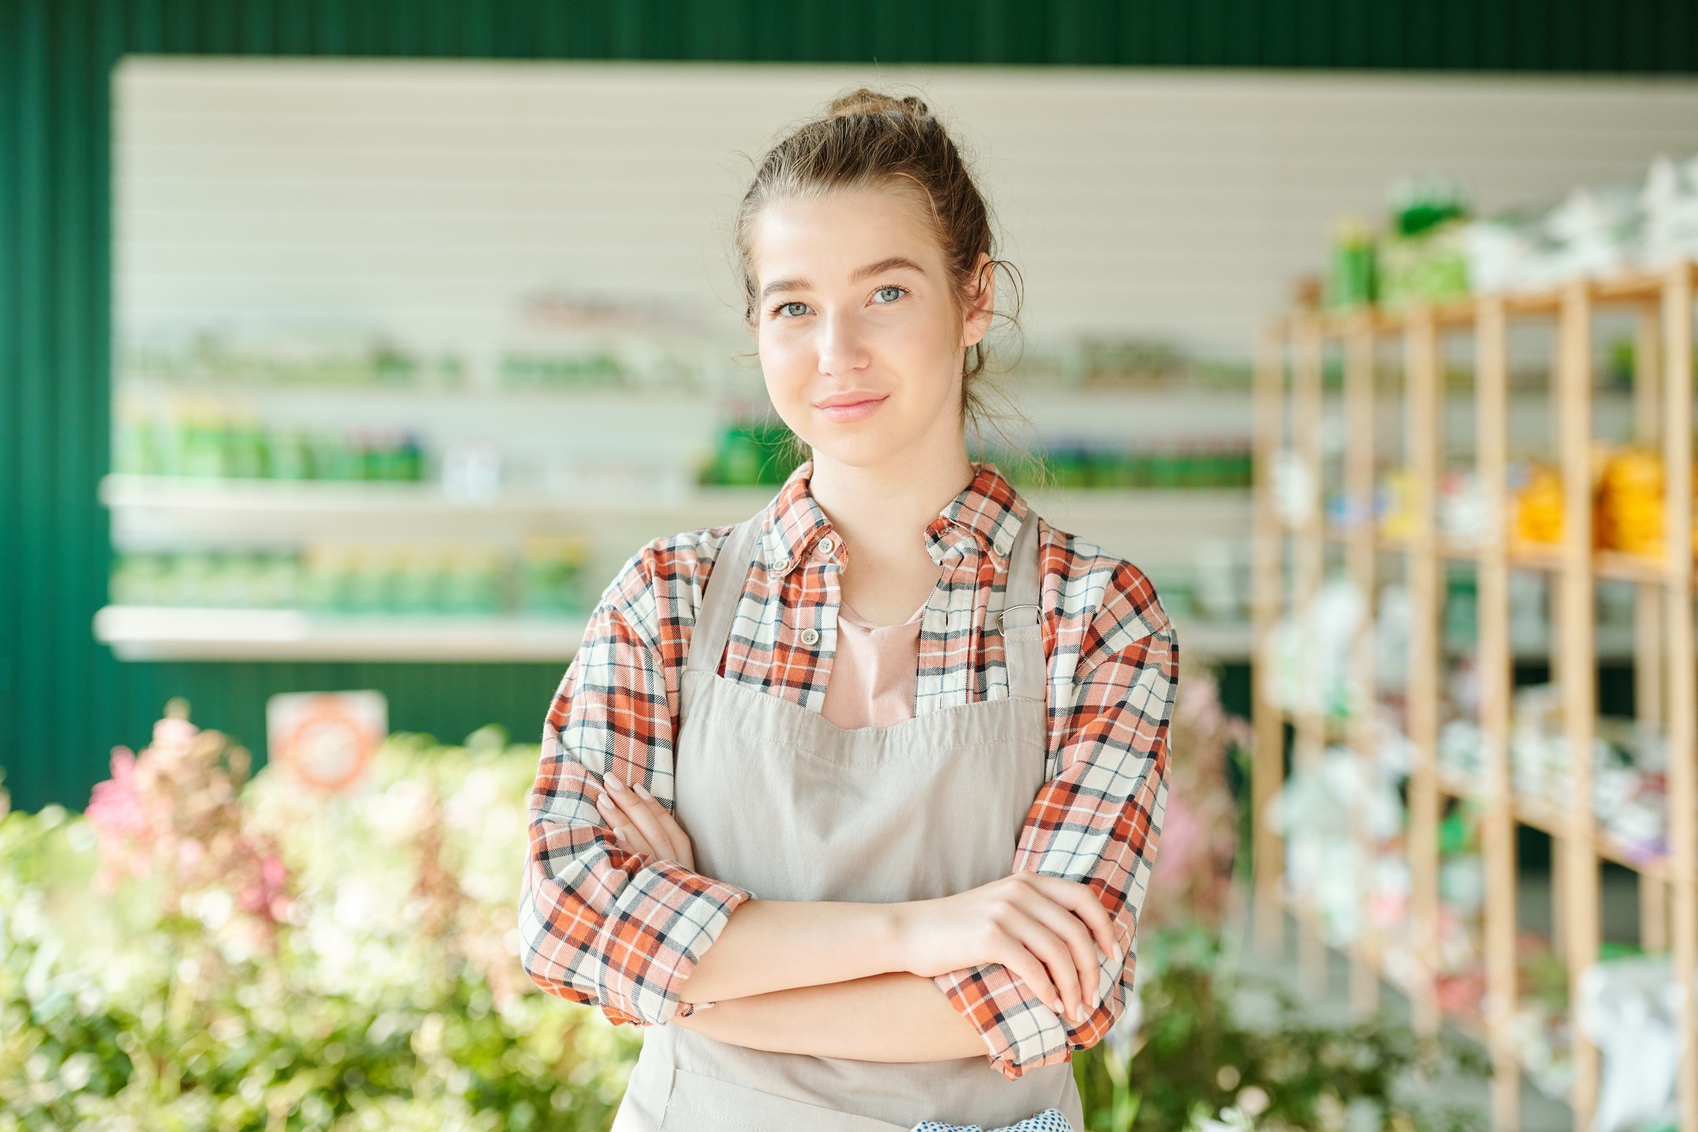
[4,14,1698,1132]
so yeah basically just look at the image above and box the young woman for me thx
[520,90,1177,1132]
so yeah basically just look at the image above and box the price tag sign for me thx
[266,690,387,792]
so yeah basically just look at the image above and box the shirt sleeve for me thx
[933,562,1176,1079]
[518,544,752,1026]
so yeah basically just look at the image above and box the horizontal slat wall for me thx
[118,61,1698,361]
[7,0,1698,811]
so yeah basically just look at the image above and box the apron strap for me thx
[686,516,765,678]
[996,510,1047,703]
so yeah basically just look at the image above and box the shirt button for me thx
[772,557,790,574]
[800,628,820,647]
[818,537,835,555]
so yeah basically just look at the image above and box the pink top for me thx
[819,598,925,729]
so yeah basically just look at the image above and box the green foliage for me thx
[1074,935,1490,1132]
[0,728,639,1132]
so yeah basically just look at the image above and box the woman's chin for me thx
[804,436,917,472]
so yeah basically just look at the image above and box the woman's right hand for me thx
[893,873,1120,1028]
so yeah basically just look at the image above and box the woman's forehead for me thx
[750,189,942,282]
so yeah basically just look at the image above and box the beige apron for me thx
[614,511,1083,1132]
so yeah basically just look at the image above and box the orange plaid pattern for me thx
[519,463,1176,1078]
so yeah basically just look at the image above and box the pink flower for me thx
[177,838,206,872]
[86,748,151,892]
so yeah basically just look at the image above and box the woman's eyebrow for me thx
[851,256,926,281]
[758,257,925,301]
[759,277,807,300]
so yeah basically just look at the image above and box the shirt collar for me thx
[760,460,1029,572]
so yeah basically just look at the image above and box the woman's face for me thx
[749,188,991,470]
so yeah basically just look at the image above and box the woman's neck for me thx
[808,440,974,625]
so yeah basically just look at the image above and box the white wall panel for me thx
[116,59,1698,360]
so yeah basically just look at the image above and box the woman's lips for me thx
[816,394,888,424]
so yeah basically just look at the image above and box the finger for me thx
[1022,894,1106,1019]
[999,907,1084,1024]
[614,823,657,859]
[607,781,684,865]
[611,781,683,862]
[631,783,694,867]
[595,793,657,858]
[1021,874,1120,963]
[986,929,1064,1020]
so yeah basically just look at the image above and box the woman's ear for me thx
[961,253,996,348]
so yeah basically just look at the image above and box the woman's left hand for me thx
[595,777,696,871]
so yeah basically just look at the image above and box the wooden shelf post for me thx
[1557,279,1601,1132]
[1344,311,1382,1017]
[1662,263,1698,1132]
[1293,315,1328,995]
[1476,294,1520,1131]
[1252,319,1289,955]
[1405,304,1443,1036]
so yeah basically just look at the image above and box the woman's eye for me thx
[872,286,906,304]
[777,302,809,318]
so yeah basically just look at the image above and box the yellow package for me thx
[1377,468,1419,540]
[1511,462,1564,545]
[1594,447,1664,558]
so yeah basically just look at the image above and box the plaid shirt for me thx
[520,463,1175,1079]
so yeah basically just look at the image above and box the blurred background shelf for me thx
[93,605,590,662]
[93,604,1248,663]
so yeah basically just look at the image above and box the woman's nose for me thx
[815,310,870,377]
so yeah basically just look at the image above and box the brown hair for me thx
[734,88,1022,431]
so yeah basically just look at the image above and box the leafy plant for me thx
[0,713,638,1132]
[1073,934,1490,1132]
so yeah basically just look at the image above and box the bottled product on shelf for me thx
[115,407,427,483]
[1324,151,1698,308]
[123,336,466,388]
[992,438,1254,491]
[697,421,806,486]
[1364,449,1698,560]
[110,537,588,619]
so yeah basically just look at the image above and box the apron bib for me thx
[613,512,1083,1131]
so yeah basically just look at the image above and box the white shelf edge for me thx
[100,473,1253,517]
[94,605,587,662]
[94,605,1252,663]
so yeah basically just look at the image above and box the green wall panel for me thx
[3,0,1698,811]
[112,661,568,761]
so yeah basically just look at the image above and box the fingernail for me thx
[1051,998,1065,1016]
[633,783,653,801]
[1113,943,1124,964]
[1075,1004,1090,1024]
[606,778,627,792]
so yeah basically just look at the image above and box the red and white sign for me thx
[266,690,387,791]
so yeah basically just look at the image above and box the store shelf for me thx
[1273,263,1696,336]
[1434,766,1671,880]
[93,605,587,661]
[1322,527,1686,587]
[101,477,1255,660]
[102,473,1253,565]
[95,604,1249,664]
[101,474,780,549]
[1254,264,1698,1132]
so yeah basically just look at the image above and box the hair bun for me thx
[827,89,930,119]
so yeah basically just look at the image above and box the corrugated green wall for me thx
[3,0,1697,811]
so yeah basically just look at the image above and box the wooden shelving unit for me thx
[1252,264,1698,1132]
